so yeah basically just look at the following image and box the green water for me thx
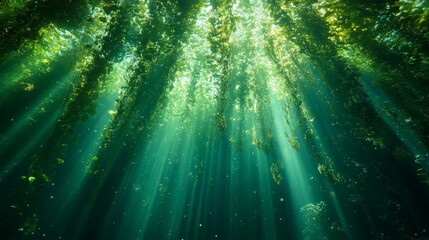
[1,0,429,239]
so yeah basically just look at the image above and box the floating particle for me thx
[22,83,35,91]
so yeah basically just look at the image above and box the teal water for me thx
[1,0,429,239]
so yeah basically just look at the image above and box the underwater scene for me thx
[1,0,429,239]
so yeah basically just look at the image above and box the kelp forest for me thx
[0,0,429,239]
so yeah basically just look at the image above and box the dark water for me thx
[1,0,429,239]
